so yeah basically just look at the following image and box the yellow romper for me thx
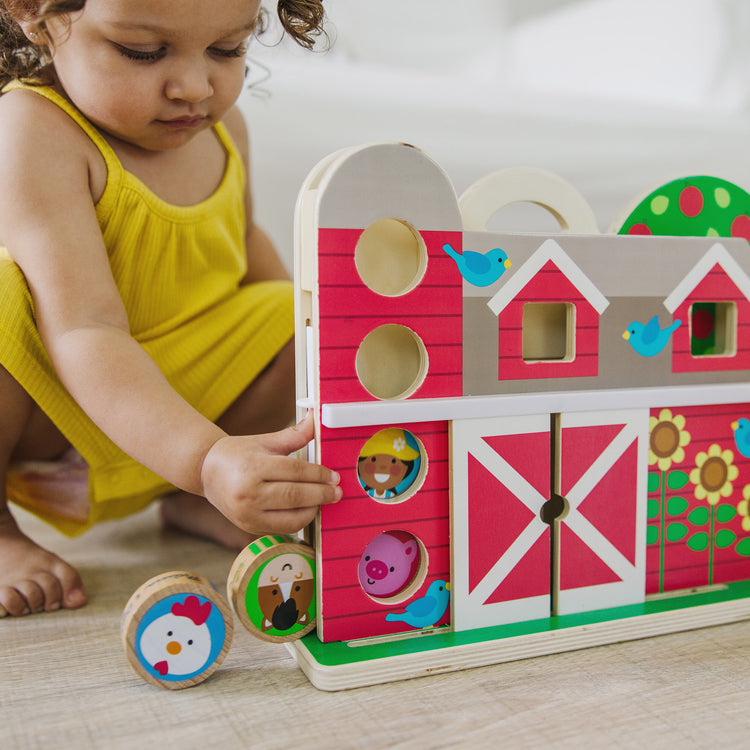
[0,84,294,536]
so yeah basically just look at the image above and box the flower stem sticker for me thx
[689,444,739,584]
[647,409,691,592]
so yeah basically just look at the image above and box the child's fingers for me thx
[259,411,316,457]
[255,506,321,535]
[255,474,342,511]
[260,453,339,487]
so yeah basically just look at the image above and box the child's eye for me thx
[114,44,165,63]
[209,44,247,59]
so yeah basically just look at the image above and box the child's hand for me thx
[200,412,341,535]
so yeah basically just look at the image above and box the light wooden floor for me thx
[4,503,750,750]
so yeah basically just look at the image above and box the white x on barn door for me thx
[451,409,648,631]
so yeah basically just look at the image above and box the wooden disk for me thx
[121,571,233,690]
[227,535,316,643]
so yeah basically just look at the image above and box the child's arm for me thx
[0,93,339,534]
[222,106,291,283]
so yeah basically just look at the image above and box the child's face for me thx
[45,0,261,151]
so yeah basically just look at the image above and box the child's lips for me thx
[159,115,206,129]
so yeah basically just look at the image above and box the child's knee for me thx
[0,365,68,462]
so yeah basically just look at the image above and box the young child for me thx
[0,0,342,617]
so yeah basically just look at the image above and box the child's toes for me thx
[0,585,31,616]
[15,579,46,614]
[34,571,63,612]
[55,564,87,610]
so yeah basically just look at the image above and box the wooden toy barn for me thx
[290,143,750,689]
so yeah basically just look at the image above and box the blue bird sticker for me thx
[622,315,681,357]
[442,243,511,287]
[384,580,450,629]
[732,418,750,458]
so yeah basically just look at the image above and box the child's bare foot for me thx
[160,492,257,549]
[0,509,87,616]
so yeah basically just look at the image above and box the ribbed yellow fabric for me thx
[0,83,294,535]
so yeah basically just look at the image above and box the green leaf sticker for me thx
[666,522,688,542]
[648,473,660,493]
[667,497,688,517]
[716,504,736,523]
[667,471,690,490]
[687,506,709,526]
[647,498,660,520]
[688,532,709,552]
[647,525,659,545]
[715,529,737,548]
[736,538,750,557]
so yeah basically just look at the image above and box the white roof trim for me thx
[487,238,610,316]
[663,242,750,314]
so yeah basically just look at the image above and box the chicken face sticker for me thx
[135,594,227,683]
[357,428,423,502]
[248,552,315,636]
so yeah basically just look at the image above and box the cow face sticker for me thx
[248,552,315,636]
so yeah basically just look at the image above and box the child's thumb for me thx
[270,411,316,456]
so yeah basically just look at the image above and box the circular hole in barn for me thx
[357,530,429,605]
[357,428,428,504]
[356,324,428,400]
[354,218,428,297]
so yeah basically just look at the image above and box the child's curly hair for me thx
[0,0,326,88]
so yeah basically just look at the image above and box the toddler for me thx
[0,0,341,617]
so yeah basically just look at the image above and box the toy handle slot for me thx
[458,166,599,234]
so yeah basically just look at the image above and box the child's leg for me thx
[160,338,296,544]
[0,365,87,616]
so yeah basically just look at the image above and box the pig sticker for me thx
[358,531,421,599]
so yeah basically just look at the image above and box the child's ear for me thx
[19,21,45,46]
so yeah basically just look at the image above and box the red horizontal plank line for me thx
[321,574,452,603]
[321,549,450,571]
[320,528,450,546]
[318,281,457,289]
[333,481,450,500]
[667,404,750,417]
[320,343,462,353]
[319,380,459,391]
[319,313,462,321]
[323,597,450,621]
[318,246,458,255]
[319,430,449,444]
[321,557,451,577]
[322,422,449,433]
[321,431,449,447]
[321,515,450,536]
[328,458,449,472]
[322,563,450,588]
[321,370,462,382]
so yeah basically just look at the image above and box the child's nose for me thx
[165,61,214,103]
